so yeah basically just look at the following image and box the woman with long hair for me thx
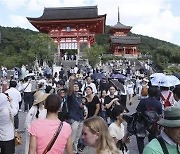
[29,94,72,154]
[24,91,49,154]
[82,116,120,154]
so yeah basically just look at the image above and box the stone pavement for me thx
[15,95,148,154]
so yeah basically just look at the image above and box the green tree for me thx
[27,33,57,66]
[84,44,105,67]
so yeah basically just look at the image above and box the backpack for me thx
[144,111,160,135]
[160,92,172,107]
[141,85,148,96]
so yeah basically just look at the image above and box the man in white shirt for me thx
[81,76,97,94]
[23,77,32,112]
[5,80,22,130]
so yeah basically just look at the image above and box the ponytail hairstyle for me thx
[35,104,40,119]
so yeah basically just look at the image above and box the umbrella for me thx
[151,75,180,87]
[164,75,180,86]
[150,73,166,86]
[110,79,125,93]
[150,73,166,79]
[25,73,35,77]
[93,72,105,80]
[111,74,126,80]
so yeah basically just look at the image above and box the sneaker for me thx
[19,109,22,112]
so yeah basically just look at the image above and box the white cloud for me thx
[1,0,180,45]
[8,15,36,30]
[94,0,180,44]
[1,0,26,11]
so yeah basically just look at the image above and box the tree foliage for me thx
[84,44,105,67]
[0,25,179,70]
[0,26,56,68]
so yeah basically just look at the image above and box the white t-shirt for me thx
[81,82,97,94]
[5,87,22,110]
[25,106,47,130]
[109,122,125,141]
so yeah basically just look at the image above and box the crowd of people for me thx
[0,61,180,154]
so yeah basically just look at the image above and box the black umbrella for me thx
[110,79,125,93]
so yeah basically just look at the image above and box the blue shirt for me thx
[67,93,84,121]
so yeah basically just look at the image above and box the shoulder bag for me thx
[157,136,169,154]
[42,122,63,154]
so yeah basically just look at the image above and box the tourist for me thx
[5,80,22,131]
[104,85,120,125]
[173,85,180,106]
[85,86,100,118]
[24,91,49,154]
[57,88,69,121]
[0,93,18,154]
[82,116,120,154]
[136,86,162,154]
[23,77,33,112]
[81,76,97,95]
[99,90,107,122]
[109,105,129,154]
[67,76,84,153]
[143,106,180,154]
[126,80,134,105]
[29,94,72,154]
[139,78,149,99]
[160,86,174,108]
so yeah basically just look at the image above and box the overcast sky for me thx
[0,0,180,45]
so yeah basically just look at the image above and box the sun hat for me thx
[157,106,180,127]
[33,91,49,105]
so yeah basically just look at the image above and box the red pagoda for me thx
[27,6,106,61]
[109,8,141,57]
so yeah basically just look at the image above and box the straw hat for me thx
[157,106,180,127]
[33,91,49,105]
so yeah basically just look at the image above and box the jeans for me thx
[100,111,107,123]
[69,119,83,153]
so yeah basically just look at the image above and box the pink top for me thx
[29,119,72,154]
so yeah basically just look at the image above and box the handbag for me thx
[15,131,21,146]
[42,122,63,154]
